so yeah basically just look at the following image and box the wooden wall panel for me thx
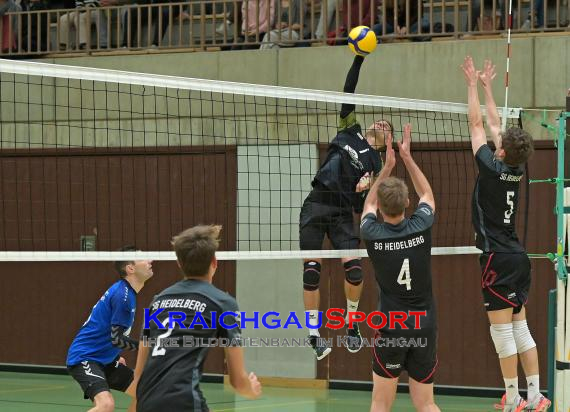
[0,149,237,376]
[0,143,559,388]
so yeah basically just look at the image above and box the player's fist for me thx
[118,357,127,366]
[248,372,262,399]
[356,173,371,193]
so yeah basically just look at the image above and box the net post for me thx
[556,110,568,282]
[553,93,569,410]
[566,90,569,182]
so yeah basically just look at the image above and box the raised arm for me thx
[461,56,487,156]
[398,124,435,212]
[478,60,501,148]
[362,133,395,217]
[339,55,365,129]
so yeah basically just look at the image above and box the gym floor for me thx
[0,372,496,411]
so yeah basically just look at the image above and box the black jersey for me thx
[471,144,525,253]
[361,204,436,331]
[312,124,382,212]
[136,279,241,412]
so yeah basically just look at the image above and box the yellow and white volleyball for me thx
[347,26,377,56]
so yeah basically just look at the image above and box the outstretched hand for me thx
[478,59,496,89]
[384,131,396,170]
[397,123,412,159]
[461,56,479,87]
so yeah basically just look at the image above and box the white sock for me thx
[345,299,359,322]
[526,374,540,400]
[504,377,519,404]
[306,310,320,337]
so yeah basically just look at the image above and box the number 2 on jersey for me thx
[397,258,412,291]
[504,191,515,223]
[152,317,173,357]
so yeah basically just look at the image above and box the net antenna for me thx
[501,0,515,132]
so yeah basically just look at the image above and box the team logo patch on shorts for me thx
[385,363,401,369]
[507,292,516,300]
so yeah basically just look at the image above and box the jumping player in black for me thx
[462,56,550,412]
[300,54,391,359]
[361,125,440,412]
[129,225,261,412]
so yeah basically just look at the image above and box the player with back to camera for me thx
[129,225,261,412]
[300,48,393,360]
[461,56,551,412]
[66,246,154,412]
[361,125,440,412]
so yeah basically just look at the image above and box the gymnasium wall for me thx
[49,35,569,109]
[2,35,564,151]
[0,36,564,389]
[0,144,557,388]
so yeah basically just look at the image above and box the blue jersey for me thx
[67,279,137,366]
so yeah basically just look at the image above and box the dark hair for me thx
[172,225,221,277]
[114,245,137,278]
[501,127,534,167]
[377,177,408,217]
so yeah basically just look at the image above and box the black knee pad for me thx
[344,259,363,286]
[303,261,321,291]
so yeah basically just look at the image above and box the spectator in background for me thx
[236,0,275,49]
[468,0,503,31]
[20,0,49,52]
[121,0,150,47]
[260,0,309,48]
[59,0,130,50]
[521,0,544,30]
[372,0,429,37]
[327,0,377,44]
[121,0,181,48]
[150,0,182,46]
[314,0,337,40]
[215,0,240,39]
[0,0,21,52]
[59,0,108,49]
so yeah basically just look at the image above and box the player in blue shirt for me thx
[67,246,154,412]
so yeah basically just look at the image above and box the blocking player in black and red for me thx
[361,125,440,412]
[462,56,550,412]
[299,54,390,360]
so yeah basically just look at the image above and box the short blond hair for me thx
[377,177,408,217]
[172,225,221,277]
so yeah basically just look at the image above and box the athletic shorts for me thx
[68,357,134,400]
[372,328,438,383]
[480,252,531,313]
[299,189,359,250]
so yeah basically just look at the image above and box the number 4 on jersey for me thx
[397,258,412,291]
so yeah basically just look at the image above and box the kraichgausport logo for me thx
[144,305,426,331]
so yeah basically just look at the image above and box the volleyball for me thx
[347,26,377,56]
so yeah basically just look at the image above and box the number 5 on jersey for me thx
[504,191,515,223]
[397,258,412,291]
